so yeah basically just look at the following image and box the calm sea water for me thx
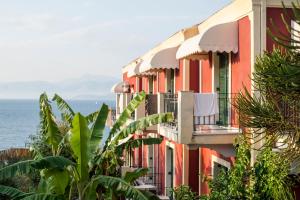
[0,99,115,150]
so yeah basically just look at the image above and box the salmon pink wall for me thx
[266,8,293,52]
[190,60,200,92]
[158,138,166,193]
[123,72,136,92]
[158,70,166,93]
[201,54,213,93]
[142,143,148,168]
[175,144,183,186]
[175,60,183,93]
[200,148,234,195]
[152,137,183,195]
[231,16,251,94]
[142,77,149,93]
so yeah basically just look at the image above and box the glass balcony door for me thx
[218,53,229,126]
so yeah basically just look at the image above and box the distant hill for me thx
[0,74,120,100]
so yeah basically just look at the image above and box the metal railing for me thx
[193,93,239,131]
[145,94,158,116]
[129,165,162,195]
[163,93,178,129]
[279,99,300,127]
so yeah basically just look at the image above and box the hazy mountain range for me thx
[0,75,120,100]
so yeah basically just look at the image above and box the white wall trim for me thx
[212,53,215,92]
[165,141,176,194]
[211,155,231,179]
[199,60,202,93]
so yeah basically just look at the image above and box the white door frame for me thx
[165,141,175,195]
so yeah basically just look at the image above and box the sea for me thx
[0,99,115,150]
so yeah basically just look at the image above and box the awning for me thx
[127,61,141,78]
[139,46,179,73]
[111,81,130,93]
[128,60,158,77]
[176,21,238,59]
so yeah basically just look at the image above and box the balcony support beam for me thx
[178,91,194,144]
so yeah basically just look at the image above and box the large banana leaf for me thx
[0,160,33,180]
[89,175,159,200]
[0,185,29,199]
[85,111,99,125]
[123,168,148,184]
[116,137,163,156]
[112,113,173,144]
[41,169,69,195]
[90,104,109,153]
[52,94,75,124]
[0,185,63,200]
[0,156,74,180]
[108,91,146,140]
[21,194,64,200]
[69,113,91,182]
[31,156,74,170]
[39,93,62,153]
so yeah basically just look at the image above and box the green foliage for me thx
[0,91,171,200]
[91,175,160,200]
[172,185,198,200]
[123,168,148,184]
[201,138,295,200]
[52,94,75,124]
[39,93,62,155]
[252,147,294,200]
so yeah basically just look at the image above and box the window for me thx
[211,155,230,179]
[291,20,300,47]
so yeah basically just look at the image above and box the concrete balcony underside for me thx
[191,131,239,145]
[189,129,241,157]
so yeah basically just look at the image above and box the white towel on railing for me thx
[194,93,219,117]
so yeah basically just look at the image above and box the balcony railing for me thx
[127,165,162,195]
[145,94,158,116]
[163,93,178,129]
[193,93,239,132]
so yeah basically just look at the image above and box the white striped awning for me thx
[139,46,179,73]
[176,21,238,59]
[128,61,156,77]
[127,61,141,78]
[111,81,130,93]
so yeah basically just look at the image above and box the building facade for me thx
[112,0,295,197]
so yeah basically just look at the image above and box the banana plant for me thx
[0,91,173,200]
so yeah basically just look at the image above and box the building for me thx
[112,0,295,198]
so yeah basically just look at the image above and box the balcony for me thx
[145,94,158,116]
[163,93,178,129]
[156,91,241,156]
[193,93,240,134]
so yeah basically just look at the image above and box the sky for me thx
[0,0,231,82]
